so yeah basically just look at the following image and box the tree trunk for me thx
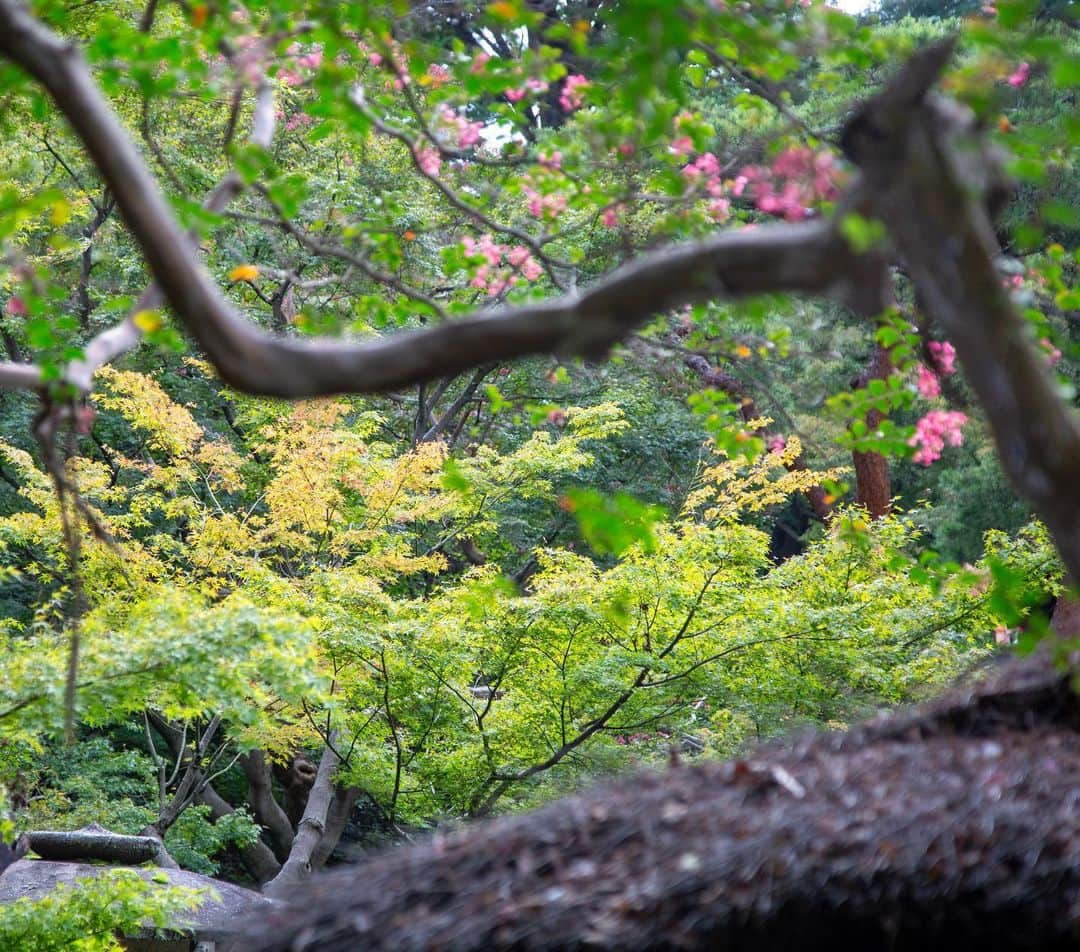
[311,785,362,870]
[197,784,282,885]
[240,750,295,862]
[236,651,1080,951]
[263,740,341,898]
[852,341,893,519]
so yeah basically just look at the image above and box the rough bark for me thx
[851,341,893,518]
[25,825,159,865]
[237,650,1080,951]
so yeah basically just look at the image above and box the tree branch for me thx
[0,0,880,401]
[263,738,342,898]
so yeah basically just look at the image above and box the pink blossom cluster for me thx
[909,410,968,466]
[426,64,451,87]
[1006,62,1030,88]
[462,234,543,296]
[522,184,568,221]
[1040,337,1062,368]
[733,147,842,222]
[559,74,589,112]
[915,340,957,400]
[436,105,484,149]
[679,151,732,222]
[506,77,549,103]
[414,145,442,177]
[928,340,956,375]
[602,204,624,228]
[916,364,941,399]
[284,111,313,132]
[278,42,323,87]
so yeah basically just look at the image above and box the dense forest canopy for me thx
[0,0,1076,946]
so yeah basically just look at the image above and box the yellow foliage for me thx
[95,368,203,457]
[684,436,849,523]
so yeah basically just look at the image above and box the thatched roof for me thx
[237,652,1080,951]
[0,858,271,940]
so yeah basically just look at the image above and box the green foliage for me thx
[0,1,1073,933]
[0,868,201,951]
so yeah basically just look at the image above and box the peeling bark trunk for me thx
[852,341,893,519]
[146,711,282,884]
[273,753,319,827]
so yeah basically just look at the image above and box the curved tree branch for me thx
[0,0,880,401]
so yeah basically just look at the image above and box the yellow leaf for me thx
[229,264,260,282]
[133,310,162,333]
[50,199,71,227]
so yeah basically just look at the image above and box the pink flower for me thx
[426,63,450,86]
[507,248,542,281]
[284,112,313,132]
[602,206,621,228]
[470,52,491,74]
[927,340,957,376]
[768,436,787,454]
[437,106,483,149]
[414,145,442,177]
[506,87,527,103]
[296,49,323,70]
[670,136,694,157]
[916,364,941,400]
[1040,337,1062,368]
[706,198,731,222]
[908,410,968,466]
[1006,62,1030,88]
[682,152,720,181]
[6,296,26,316]
[522,186,566,221]
[559,74,588,112]
[539,151,562,169]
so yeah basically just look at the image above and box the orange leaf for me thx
[229,264,260,282]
